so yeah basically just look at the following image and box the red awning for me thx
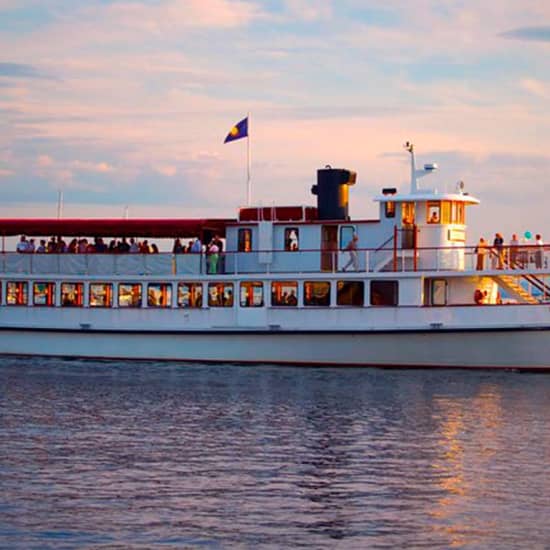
[0,218,235,238]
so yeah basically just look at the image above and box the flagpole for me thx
[247,111,251,206]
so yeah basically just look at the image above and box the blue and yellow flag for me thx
[224,117,248,143]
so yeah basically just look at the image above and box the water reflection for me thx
[0,359,549,548]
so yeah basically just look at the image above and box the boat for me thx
[0,143,549,369]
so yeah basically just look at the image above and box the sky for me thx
[1,0,549,242]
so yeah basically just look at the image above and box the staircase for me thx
[493,275,539,304]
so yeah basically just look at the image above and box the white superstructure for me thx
[0,144,548,369]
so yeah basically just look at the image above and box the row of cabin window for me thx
[385,201,465,225]
[238,226,358,252]
[0,280,399,308]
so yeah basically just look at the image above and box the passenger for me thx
[509,234,519,267]
[140,240,150,253]
[474,288,484,305]
[475,237,487,270]
[535,234,544,269]
[213,234,224,273]
[27,238,36,253]
[36,239,47,254]
[191,238,202,254]
[207,241,219,274]
[429,211,439,223]
[68,238,78,254]
[78,239,88,254]
[172,238,183,254]
[129,238,139,254]
[342,234,359,272]
[286,289,298,306]
[151,243,159,254]
[95,237,107,254]
[47,237,56,254]
[493,233,504,269]
[57,238,67,253]
[119,237,130,253]
[186,240,194,253]
[16,235,29,253]
[108,240,117,253]
[289,229,298,251]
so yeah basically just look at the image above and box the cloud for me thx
[500,26,550,42]
[0,62,45,79]
[520,78,550,98]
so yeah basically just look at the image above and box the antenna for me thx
[404,142,439,193]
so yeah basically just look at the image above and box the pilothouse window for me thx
[427,202,440,224]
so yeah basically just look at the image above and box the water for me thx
[1,358,549,549]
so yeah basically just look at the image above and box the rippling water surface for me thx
[0,358,549,549]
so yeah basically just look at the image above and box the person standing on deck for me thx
[475,237,487,270]
[535,234,544,269]
[493,233,504,269]
[509,234,519,267]
[207,241,219,274]
[343,234,359,272]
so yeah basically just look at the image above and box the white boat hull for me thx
[0,326,549,369]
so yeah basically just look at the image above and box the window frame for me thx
[336,280,364,307]
[208,282,234,308]
[240,281,264,307]
[385,201,396,218]
[118,283,142,308]
[61,282,84,307]
[177,282,203,308]
[147,283,173,308]
[284,227,299,251]
[89,282,113,308]
[238,228,252,252]
[370,280,398,306]
[303,281,331,307]
[6,281,28,306]
[33,281,56,307]
[431,279,448,306]
[427,201,441,224]
[271,281,298,307]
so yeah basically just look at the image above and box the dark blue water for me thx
[0,358,549,549]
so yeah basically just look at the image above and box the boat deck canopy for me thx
[0,218,236,238]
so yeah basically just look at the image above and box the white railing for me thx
[0,246,547,276]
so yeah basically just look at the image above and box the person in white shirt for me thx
[16,236,29,253]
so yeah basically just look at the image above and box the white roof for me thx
[375,191,480,205]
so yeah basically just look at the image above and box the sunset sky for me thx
[1,0,549,241]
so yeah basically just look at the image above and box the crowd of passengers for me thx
[15,235,223,256]
[15,235,162,254]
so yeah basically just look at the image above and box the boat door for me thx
[401,202,416,249]
[237,281,268,327]
[321,225,338,271]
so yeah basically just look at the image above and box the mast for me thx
[404,141,417,193]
